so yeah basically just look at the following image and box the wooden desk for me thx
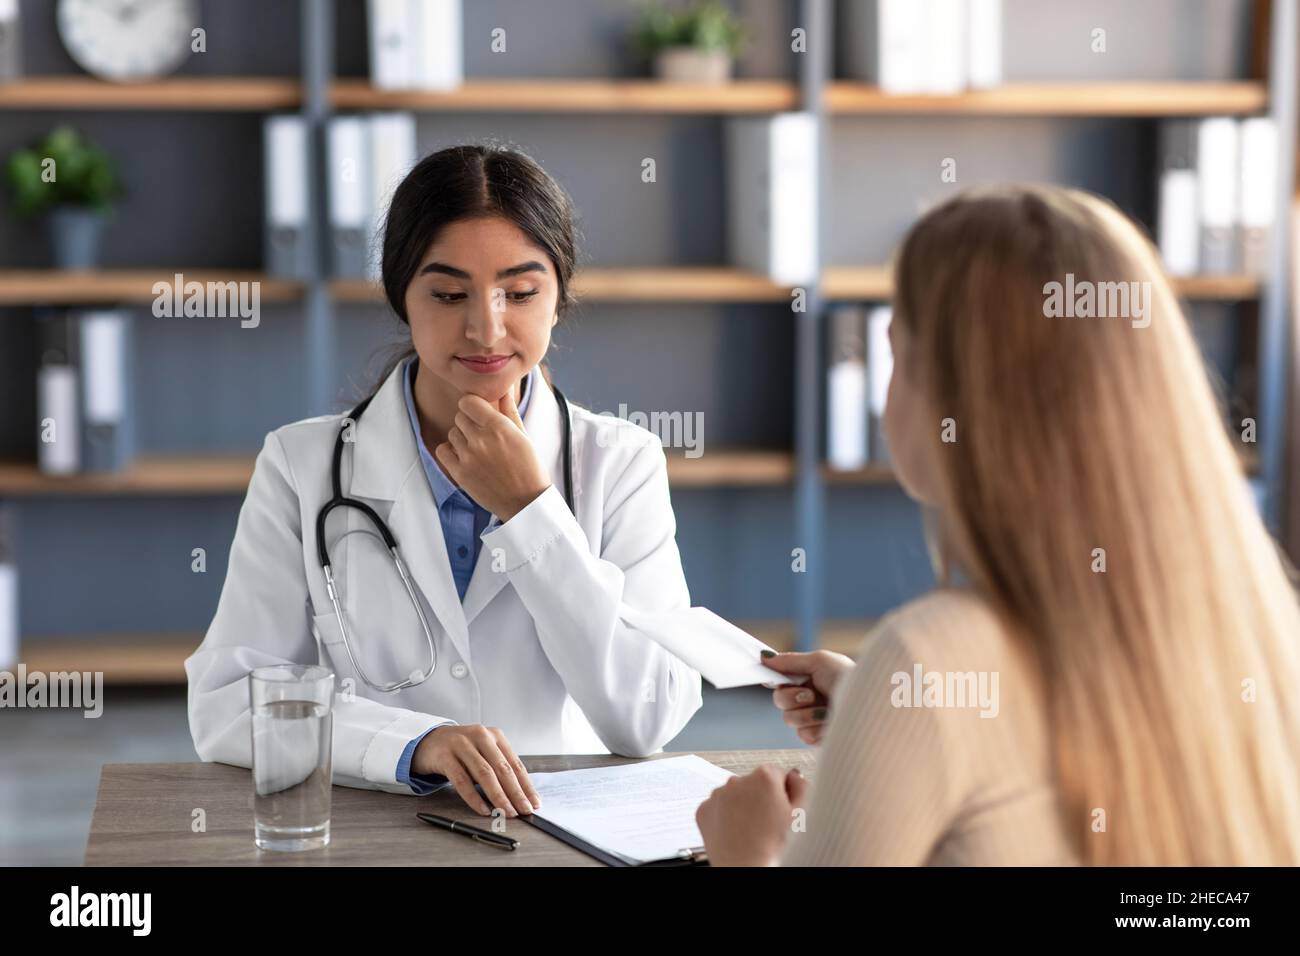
[84,750,814,866]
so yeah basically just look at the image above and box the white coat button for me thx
[451,662,468,679]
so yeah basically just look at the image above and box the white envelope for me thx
[621,606,808,690]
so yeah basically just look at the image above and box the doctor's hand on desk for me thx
[760,650,855,746]
[434,392,551,522]
[411,725,543,818]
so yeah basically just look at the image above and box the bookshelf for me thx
[0,0,1293,661]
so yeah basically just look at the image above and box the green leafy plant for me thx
[4,126,120,219]
[631,1,749,57]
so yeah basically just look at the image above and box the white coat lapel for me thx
[461,369,568,625]
[348,364,472,663]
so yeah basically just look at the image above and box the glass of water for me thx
[249,664,334,851]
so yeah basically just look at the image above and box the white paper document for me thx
[621,606,805,689]
[527,755,733,865]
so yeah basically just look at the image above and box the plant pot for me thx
[45,207,107,269]
[653,47,733,84]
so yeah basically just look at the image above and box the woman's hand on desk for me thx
[412,724,542,818]
[761,650,854,746]
[434,392,551,522]
[696,766,809,866]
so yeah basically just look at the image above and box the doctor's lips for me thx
[456,354,513,374]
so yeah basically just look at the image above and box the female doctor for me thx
[186,144,703,818]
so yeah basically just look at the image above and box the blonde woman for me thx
[696,185,1300,866]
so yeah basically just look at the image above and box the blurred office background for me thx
[0,0,1296,864]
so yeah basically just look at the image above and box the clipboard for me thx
[522,813,709,867]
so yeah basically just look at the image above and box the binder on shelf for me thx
[966,0,1002,89]
[36,309,80,476]
[1196,116,1240,275]
[368,0,463,90]
[263,114,312,279]
[366,112,418,280]
[725,112,817,286]
[843,0,928,94]
[0,0,22,82]
[327,116,373,279]
[1157,119,1199,277]
[1237,117,1277,276]
[827,304,869,471]
[412,0,462,90]
[924,0,967,96]
[867,305,893,464]
[77,309,134,474]
[844,0,998,94]
[0,506,15,671]
[367,0,415,89]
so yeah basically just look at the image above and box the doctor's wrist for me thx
[411,724,452,776]
[496,482,551,523]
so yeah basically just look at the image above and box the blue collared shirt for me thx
[400,356,534,601]
[395,356,535,793]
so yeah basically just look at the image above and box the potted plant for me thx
[632,1,748,84]
[4,126,120,269]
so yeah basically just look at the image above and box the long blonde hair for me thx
[893,185,1300,865]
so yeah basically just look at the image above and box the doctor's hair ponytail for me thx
[369,142,579,393]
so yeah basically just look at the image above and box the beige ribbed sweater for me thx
[780,588,1079,866]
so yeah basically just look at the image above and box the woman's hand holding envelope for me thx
[760,650,854,746]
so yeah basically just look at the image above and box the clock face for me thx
[58,0,200,81]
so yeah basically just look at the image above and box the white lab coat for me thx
[186,363,703,795]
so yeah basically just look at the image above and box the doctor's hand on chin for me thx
[433,387,551,523]
[412,724,543,818]
[695,765,809,866]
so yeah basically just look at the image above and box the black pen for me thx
[416,812,519,850]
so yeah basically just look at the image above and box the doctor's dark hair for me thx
[369,143,579,392]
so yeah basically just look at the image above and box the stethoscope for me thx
[316,381,575,693]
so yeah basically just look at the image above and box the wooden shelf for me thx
[827,81,1268,116]
[20,633,199,684]
[333,267,796,305]
[666,451,794,486]
[822,266,1263,301]
[821,266,894,300]
[0,450,799,496]
[2,267,1253,309]
[1167,274,1263,299]
[0,270,304,306]
[822,463,896,484]
[0,76,302,111]
[331,77,799,113]
[0,77,1257,117]
[0,456,255,496]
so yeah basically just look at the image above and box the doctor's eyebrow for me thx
[417,260,548,280]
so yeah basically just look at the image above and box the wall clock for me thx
[57,0,199,81]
